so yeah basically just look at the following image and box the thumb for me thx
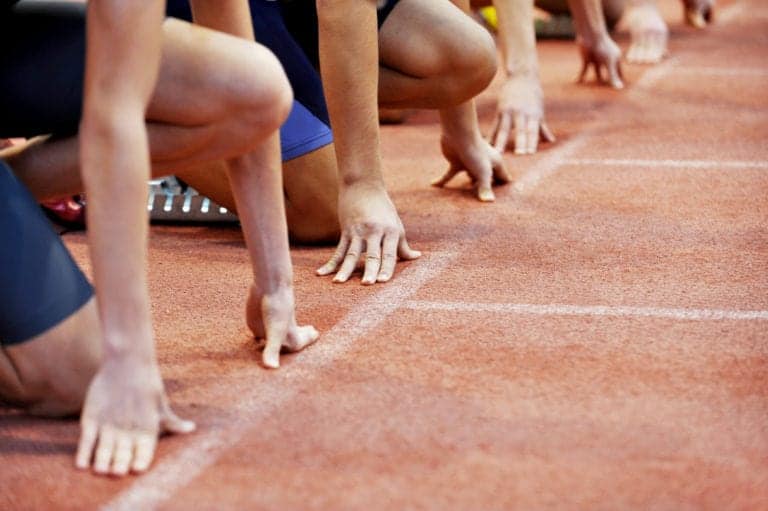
[160,397,196,434]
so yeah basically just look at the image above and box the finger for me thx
[262,322,286,369]
[75,419,98,469]
[594,61,605,84]
[316,234,350,276]
[397,236,421,261]
[377,232,399,282]
[489,114,502,143]
[361,234,382,285]
[93,425,116,474]
[285,325,320,352]
[333,236,363,283]
[526,117,540,154]
[111,432,133,476]
[131,433,157,473]
[492,113,512,153]
[577,57,589,83]
[607,60,624,90]
[430,167,459,188]
[513,113,527,155]
[160,401,196,434]
[540,122,556,143]
[491,154,511,185]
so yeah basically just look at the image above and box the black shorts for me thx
[278,0,402,69]
[0,0,334,161]
[0,160,93,345]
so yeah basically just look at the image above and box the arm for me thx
[315,0,420,285]
[75,0,193,477]
[430,0,510,201]
[567,0,625,89]
[488,0,555,154]
[187,0,318,367]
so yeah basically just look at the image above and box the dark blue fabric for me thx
[0,0,86,138]
[166,0,333,160]
[278,0,401,69]
[0,160,93,345]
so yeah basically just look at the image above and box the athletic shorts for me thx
[0,160,93,345]
[0,0,331,162]
[165,0,335,161]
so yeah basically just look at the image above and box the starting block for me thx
[147,177,238,223]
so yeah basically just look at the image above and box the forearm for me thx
[494,0,539,76]
[80,0,164,360]
[317,0,382,186]
[227,136,293,295]
[439,0,484,142]
[567,0,611,46]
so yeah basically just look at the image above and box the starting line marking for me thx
[565,158,768,170]
[403,300,768,322]
[101,252,456,511]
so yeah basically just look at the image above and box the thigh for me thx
[0,0,86,138]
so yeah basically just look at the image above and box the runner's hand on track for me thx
[490,72,555,155]
[577,35,625,89]
[247,284,320,369]
[683,0,714,28]
[625,2,669,64]
[317,181,420,284]
[432,133,510,202]
[75,357,195,476]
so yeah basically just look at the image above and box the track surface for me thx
[2,1,767,509]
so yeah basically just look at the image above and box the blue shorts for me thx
[0,0,333,162]
[0,160,93,345]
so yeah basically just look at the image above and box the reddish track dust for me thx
[2,1,767,509]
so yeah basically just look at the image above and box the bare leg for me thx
[7,19,288,199]
[175,144,340,244]
[0,298,101,417]
[377,0,497,109]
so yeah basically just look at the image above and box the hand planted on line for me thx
[317,180,420,284]
[432,133,510,202]
[489,72,555,155]
[577,35,625,89]
[247,284,320,369]
[75,356,195,477]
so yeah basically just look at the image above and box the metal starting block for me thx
[147,177,238,223]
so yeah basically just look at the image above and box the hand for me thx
[683,0,714,28]
[625,3,669,64]
[75,356,195,476]
[490,73,555,155]
[247,284,320,369]
[316,180,421,285]
[577,35,625,89]
[432,133,510,202]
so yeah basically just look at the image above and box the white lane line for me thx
[673,66,768,78]
[404,300,768,321]
[565,158,768,169]
[101,252,456,511]
[514,56,681,195]
[512,134,591,194]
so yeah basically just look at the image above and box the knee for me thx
[442,23,497,103]
[219,43,294,152]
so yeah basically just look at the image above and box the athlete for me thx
[1,0,317,477]
[161,0,509,287]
